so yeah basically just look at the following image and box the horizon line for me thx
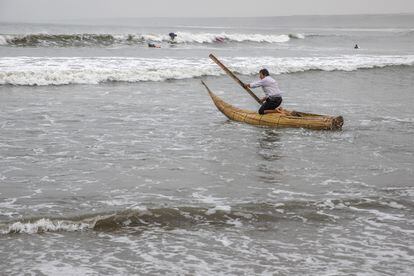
[1,12,413,25]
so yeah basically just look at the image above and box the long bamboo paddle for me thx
[209,53,261,104]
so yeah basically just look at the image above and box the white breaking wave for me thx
[0,32,296,46]
[170,32,292,43]
[1,218,91,234]
[0,35,8,45]
[0,55,413,86]
[141,32,291,43]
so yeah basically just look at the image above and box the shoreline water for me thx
[1,14,414,275]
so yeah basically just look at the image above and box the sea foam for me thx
[0,32,297,47]
[0,55,413,86]
[2,218,91,234]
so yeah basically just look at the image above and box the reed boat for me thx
[202,81,343,130]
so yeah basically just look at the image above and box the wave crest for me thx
[0,32,300,47]
[1,55,413,86]
[1,197,410,234]
[4,218,91,234]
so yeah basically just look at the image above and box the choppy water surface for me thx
[1,14,414,275]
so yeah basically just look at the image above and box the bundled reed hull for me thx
[204,86,343,130]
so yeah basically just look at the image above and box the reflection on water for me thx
[256,128,284,184]
[257,128,282,161]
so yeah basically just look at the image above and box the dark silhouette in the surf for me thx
[148,42,160,48]
[215,36,225,43]
[169,32,177,41]
[354,44,359,49]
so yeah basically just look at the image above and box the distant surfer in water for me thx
[169,32,177,42]
[215,36,225,43]
[245,69,288,115]
[148,42,161,48]
[354,44,359,49]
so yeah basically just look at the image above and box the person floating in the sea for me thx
[354,44,359,49]
[148,42,161,48]
[214,36,225,43]
[169,32,177,42]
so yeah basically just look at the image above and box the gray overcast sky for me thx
[1,0,414,22]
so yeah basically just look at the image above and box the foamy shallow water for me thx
[1,15,414,275]
[1,55,413,85]
[1,66,413,274]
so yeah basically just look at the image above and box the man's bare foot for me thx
[275,107,291,115]
[263,109,281,114]
[263,108,288,115]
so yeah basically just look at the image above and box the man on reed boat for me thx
[244,69,288,115]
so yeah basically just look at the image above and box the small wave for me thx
[0,32,296,47]
[171,32,291,43]
[3,218,91,234]
[1,55,413,86]
[0,35,7,46]
[379,116,414,124]
[0,204,324,234]
[0,34,140,47]
[1,197,410,235]
[288,33,305,39]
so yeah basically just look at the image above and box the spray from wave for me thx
[1,55,413,86]
[0,32,303,47]
[1,197,410,234]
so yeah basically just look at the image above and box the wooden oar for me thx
[209,53,261,104]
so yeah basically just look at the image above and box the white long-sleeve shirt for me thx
[250,76,282,98]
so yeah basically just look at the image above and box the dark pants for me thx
[258,97,282,115]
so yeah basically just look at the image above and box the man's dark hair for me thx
[259,68,269,76]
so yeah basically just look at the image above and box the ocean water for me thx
[0,14,414,275]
